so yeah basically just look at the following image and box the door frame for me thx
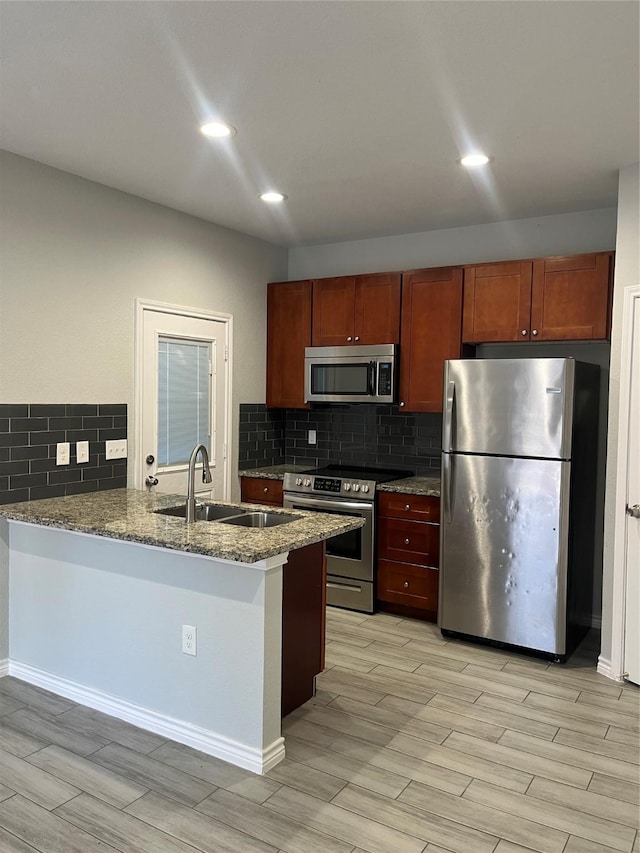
[133,298,233,498]
[604,283,640,681]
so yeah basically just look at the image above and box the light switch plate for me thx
[76,441,89,464]
[105,439,128,460]
[56,442,70,465]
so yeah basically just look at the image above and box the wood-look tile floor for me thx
[0,609,638,853]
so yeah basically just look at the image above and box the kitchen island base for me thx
[2,520,287,774]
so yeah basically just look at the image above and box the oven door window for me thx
[288,503,363,561]
[311,363,371,396]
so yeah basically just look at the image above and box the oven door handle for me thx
[283,494,373,514]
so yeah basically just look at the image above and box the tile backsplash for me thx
[238,404,285,470]
[0,404,127,505]
[239,403,441,475]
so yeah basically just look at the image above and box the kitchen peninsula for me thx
[0,489,364,774]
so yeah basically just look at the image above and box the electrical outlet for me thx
[56,442,70,465]
[182,624,197,656]
[105,439,128,460]
[76,440,89,464]
[308,429,317,445]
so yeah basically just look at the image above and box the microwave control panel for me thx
[377,362,392,396]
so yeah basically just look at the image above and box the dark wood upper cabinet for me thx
[462,252,614,343]
[530,252,613,341]
[311,272,401,346]
[398,267,463,412]
[266,280,311,409]
[354,273,401,344]
[462,260,533,343]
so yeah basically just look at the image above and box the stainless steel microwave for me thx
[304,344,397,403]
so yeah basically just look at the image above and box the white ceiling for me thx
[1,1,638,248]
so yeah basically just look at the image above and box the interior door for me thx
[623,296,640,685]
[140,306,229,499]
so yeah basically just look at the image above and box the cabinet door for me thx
[378,517,439,567]
[462,261,533,342]
[398,267,463,412]
[531,252,613,341]
[377,560,438,611]
[354,273,401,344]
[240,477,283,506]
[267,280,311,408]
[379,491,440,523]
[311,277,356,345]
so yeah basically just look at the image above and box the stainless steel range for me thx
[283,465,411,613]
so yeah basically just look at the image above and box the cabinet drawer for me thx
[240,477,283,506]
[378,491,440,522]
[377,560,438,610]
[378,517,439,567]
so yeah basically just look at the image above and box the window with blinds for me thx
[157,338,211,467]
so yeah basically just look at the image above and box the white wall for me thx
[288,208,617,279]
[0,152,287,497]
[601,162,640,669]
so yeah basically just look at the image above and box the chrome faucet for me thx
[186,443,213,523]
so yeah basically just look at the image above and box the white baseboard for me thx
[8,661,285,775]
[0,659,8,677]
[597,654,624,683]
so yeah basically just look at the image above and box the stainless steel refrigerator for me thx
[439,357,599,660]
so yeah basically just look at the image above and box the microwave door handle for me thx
[368,361,376,396]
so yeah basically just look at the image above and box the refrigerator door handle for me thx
[443,380,455,452]
[442,452,454,524]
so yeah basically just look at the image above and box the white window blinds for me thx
[157,338,211,466]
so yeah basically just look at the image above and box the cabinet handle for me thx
[355,336,360,341]
[399,401,405,407]
[263,487,269,493]
[347,336,352,341]
[532,329,538,336]
[404,538,410,545]
[521,329,527,336]
[403,581,409,588]
[405,504,411,511]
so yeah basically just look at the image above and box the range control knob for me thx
[352,483,360,492]
[344,483,351,491]
[303,478,311,487]
[295,477,302,486]
[361,484,370,493]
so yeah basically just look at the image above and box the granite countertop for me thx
[239,464,309,480]
[240,465,441,497]
[0,489,365,564]
[378,474,441,497]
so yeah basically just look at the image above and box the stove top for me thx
[305,465,413,484]
[283,464,413,501]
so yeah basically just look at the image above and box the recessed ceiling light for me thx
[260,192,287,203]
[200,121,236,138]
[459,153,492,167]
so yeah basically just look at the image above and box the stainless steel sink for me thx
[155,504,248,522]
[218,511,299,528]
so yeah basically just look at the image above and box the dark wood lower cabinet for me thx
[240,476,326,717]
[377,559,438,611]
[281,541,326,717]
[377,491,440,622]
